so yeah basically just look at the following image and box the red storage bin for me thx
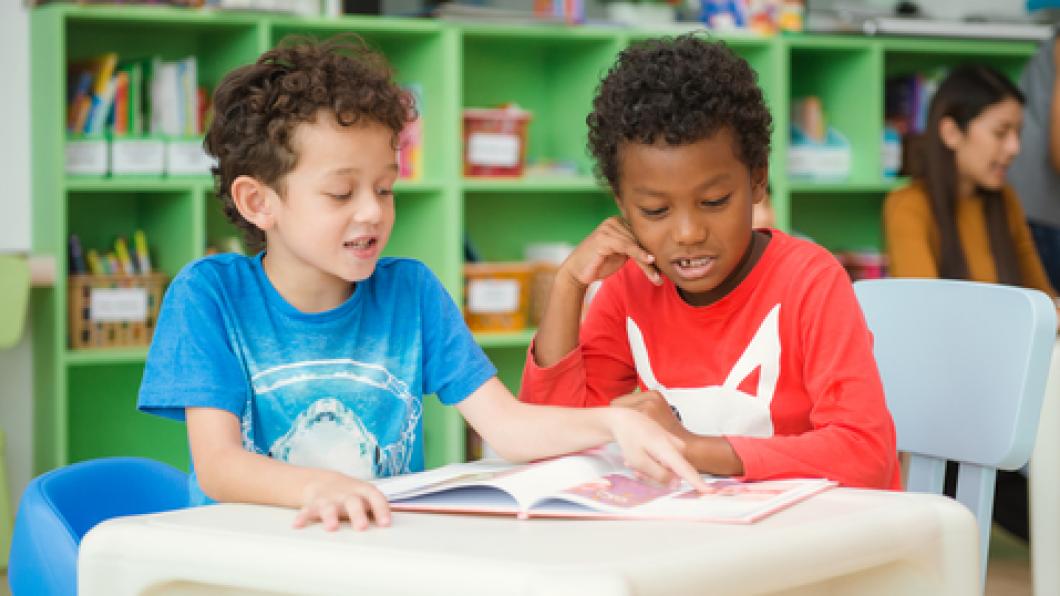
[463,106,532,177]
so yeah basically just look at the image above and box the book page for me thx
[543,476,834,522]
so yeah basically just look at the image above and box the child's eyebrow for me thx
[324,164,400,176]
[631,173,733,197]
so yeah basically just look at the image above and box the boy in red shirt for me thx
[521,35,900,490]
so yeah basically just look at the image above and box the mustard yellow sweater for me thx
[883,181,1056,297]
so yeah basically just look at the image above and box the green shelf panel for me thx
[882,38,1036,81]
[474,328,536,349]
[48,3,262,26]
[791,192,886,253]
[483,346,531,397]
[465,191,617,262]
[788,178,907,194]
[67,363,189,470]
[66,347,149,366]
[462,176,605,193]
[460,23,619,42]
[394,180,445,193]
[66,177,210,193]
[269,14,440,35]
[462,33,623,178]
[384,189,461,292]
[783,34,874,50]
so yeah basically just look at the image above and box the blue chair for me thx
[8,457,187,595]
[854,278,1055,588]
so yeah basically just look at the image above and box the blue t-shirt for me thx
[138,253,496,505]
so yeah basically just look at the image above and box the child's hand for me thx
[611,390,690,441]
[562,217,662,287]
[605,407,710,493]
[293,472,391,532]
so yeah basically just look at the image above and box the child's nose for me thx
[674,215,706,245]
[351,191,383,223]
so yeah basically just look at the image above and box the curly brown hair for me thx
[587,34,772,192]
[204,34,415,250]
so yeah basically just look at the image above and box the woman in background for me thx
[883,65,1058,543]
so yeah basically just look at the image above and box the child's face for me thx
[615,128,765,305]
[944,98,1023,192]
[266,112,397,285]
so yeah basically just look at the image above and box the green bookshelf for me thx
[29,3,1039,475]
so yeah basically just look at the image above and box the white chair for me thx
[854,278,1055,589]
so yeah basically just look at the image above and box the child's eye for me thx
[639,206,668,218]
[377,187,395,197]
[328,192,353,201]
[703,194,732,208]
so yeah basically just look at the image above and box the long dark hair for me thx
[919,65,1023,284]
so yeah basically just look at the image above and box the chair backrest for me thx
[854,278,1055,586]
[0,255,30,350]
[8,457,187,595]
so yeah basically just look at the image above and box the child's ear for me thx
[750,167,768,205]
[938,116,963,150]
[230,176,277,232]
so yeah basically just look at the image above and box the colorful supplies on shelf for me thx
[67,231,164,349]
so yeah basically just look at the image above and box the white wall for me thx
[0,1,34,504]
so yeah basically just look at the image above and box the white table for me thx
[79,488,979,596]
[1030,339,1060,595]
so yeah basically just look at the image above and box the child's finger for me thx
[292,505,312,528]
[345,497,370,531]
[621,245,662,285]
[319,501,341,532]
[651,441,710,493]
[363,487,392,527]
[627,450,673,486]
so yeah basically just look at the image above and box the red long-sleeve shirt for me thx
[521,230,901,490]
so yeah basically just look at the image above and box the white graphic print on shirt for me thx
[249,358,422,480]
[626,304,781,438]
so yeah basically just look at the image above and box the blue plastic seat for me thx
[8,457,187,595]
[854,278,1055,588]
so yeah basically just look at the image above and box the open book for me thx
[374,446,835,523]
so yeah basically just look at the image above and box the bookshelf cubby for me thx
[30,3,1038,475]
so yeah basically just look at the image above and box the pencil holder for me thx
[67,274,167,349]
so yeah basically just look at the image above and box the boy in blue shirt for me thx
[138,36,704,531]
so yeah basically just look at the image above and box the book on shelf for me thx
[373,445,835,523]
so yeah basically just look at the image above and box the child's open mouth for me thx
[343,237,379,258]
[671,256,715,280]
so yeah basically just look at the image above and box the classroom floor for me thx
[0,525,1033,595]
[987,525,1032,596]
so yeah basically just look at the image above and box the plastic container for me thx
[463,262,534,332]
[463,106,532,177]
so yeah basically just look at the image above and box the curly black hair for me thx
[204,34,414,250]
[587,34,772,192]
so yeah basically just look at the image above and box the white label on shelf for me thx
[467,133,520,167]
[90,287,148,322]
[65,140,109,176]
[468,279,520,314]
[166,139,217,175]
[111,139,166,175]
